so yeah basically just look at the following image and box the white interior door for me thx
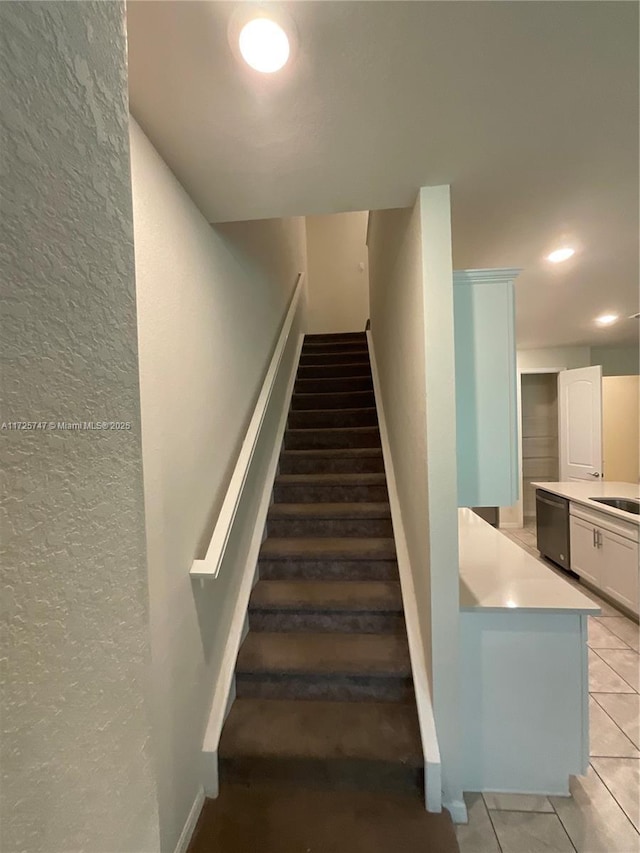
[558,365,603,481]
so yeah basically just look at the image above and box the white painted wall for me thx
[602,376,640,483]
[1,6,160,852]
[591,344,639,376]
[129,119,307,853]
[517,347,591,371]
[368,187,463,816]
[305,212,369,334]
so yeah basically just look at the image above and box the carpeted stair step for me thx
[291,390,375,411]
[267,502,392,537]
[274,473,388,502]
[302,340,370,355]
[285,426,381,450]
[219,698,423,793]
[288,407,378,430]
[187,786,459,853]
[295,375,373,394]
[249,579,405,636]
[279,448,384,475]
[248,579,403,633]
[259,537,398,581]
[300,350,369,367]
[235,632,413,702]
[304,331,367,344]
[296,363,371,380]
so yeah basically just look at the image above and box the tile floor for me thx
[456,519,640,853]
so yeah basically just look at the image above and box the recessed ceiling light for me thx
[595,313,619,326]
[546,247,575,264]
[239,17,290,73]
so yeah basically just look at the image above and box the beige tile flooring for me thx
[456,520,640,853]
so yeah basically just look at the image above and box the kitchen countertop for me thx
[458,508,600,614]
[532,481,640,524]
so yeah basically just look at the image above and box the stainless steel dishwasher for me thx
[536,489,571,570]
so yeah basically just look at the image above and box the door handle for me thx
[593,528,597,547]
[589,472,601,478]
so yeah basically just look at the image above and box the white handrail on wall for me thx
[190,272,305,579]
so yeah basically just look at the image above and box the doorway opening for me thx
[521,372,559,527]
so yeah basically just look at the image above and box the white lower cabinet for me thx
[570,516,602,588]
[600,527,639,613]
[569,504,639,615]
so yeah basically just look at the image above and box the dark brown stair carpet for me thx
[304,331,367,343]
[248,579,404,633]
[279,447,384,475]
[274,473,388,503]
[267,501,392,537]
[188,786,459,853]
[288,406,378,429]
[295,374,374,393]
[296,362,372,379]
[284,425,381,450]
[291,389,375,410]
[300,350,370,365]
[217,331,437,824]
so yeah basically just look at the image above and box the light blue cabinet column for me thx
[453,268,521,507]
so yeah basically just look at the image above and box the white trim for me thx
[453,267,522,286]
[200,329,304,796]
[173,786,205,853]
[191,273,305,578]
[444,799,469,824]
[367,331,444,815]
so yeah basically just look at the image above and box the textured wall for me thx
[305,212,369,334]
[129,119,307,853]
[0,4,160,851]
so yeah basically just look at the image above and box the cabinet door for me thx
[570,516,601,587]
[454,268,520,507]
[599,528,639,615]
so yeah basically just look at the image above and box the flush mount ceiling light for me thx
[546,247,575,264]
[238,16,290,73]
[595,313,619,326]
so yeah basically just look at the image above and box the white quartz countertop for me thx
[531,481,640,524]
[458,508,600,614]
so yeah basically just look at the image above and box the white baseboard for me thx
[173,786,205,853]
[444,797,468,824]
[499,521,522,529]
[366,331,443,814]
[201,329,304,797]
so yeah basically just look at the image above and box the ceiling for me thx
[127,1,639,349]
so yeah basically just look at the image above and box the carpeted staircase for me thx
[218,331,428,795]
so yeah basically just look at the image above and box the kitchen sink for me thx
[590,497,640,515]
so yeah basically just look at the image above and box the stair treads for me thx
[268,502,391,520]
[300,351,369,366]
[260,537,397,561]
[236,632,410,676]
[219,698,423,765]
[285,426,381,450]
[250,580,402,612]
[276,473,385,486]
[291,390,375,410]
[302,341,369,355]
[296,363,372,379]
[288,407,378,429]
[304,331,367,343]
[295,376,373,394]
[279,448,384,475]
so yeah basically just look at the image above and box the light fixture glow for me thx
[595,313,619,326]
[239,17,290,73]
[546,247,575,264]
